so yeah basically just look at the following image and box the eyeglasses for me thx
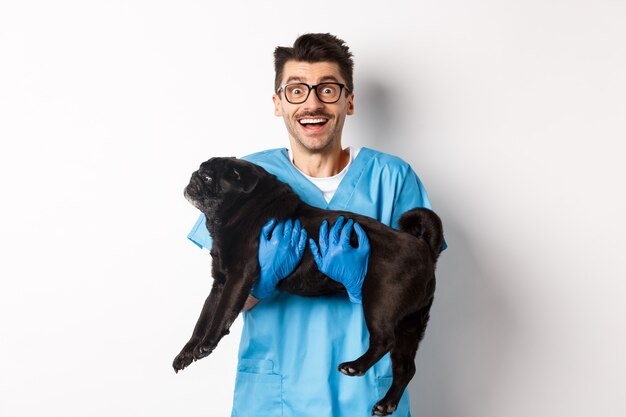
[276,82,351,104]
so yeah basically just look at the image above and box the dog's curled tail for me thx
[398,208,444,262]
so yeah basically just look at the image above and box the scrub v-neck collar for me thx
[276,147,375,210]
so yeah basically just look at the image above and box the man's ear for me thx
[347,92,355,115]
[273,94,282,117]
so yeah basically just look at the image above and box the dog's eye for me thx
[204,176,213,183]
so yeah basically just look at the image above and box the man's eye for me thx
[291,88,304,95]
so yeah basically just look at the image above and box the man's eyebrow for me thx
[284,76,305,84]
[284,75,341,84]
[319,76,340,83]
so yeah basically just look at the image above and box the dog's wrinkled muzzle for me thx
[184,172,203,200]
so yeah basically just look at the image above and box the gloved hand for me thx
[308,216,370,304]
[252,218,307,300]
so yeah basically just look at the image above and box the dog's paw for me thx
[337,361,366,377]
[173,339,201,373]
[372,401,398,416]
[172,351,195,373]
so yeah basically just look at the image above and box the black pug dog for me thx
[173,157,443,416]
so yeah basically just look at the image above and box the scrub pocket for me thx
[232,359,283,417]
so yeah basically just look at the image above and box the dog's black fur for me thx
[173,157,444,416]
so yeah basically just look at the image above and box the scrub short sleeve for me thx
[391,169,433,228]
[187,213,213,250]
[392,168,447,251]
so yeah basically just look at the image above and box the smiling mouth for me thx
[298,117,329,131]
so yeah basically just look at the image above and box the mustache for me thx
[295,111,333,119]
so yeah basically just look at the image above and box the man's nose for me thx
[302,88,324,109]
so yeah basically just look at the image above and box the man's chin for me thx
[292,134,337,153]
[286,122,340,152]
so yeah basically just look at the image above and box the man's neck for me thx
[290,144,350,178]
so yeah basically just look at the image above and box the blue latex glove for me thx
[252,218,307,300]
[308,216,370,304]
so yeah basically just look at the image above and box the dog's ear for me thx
[221,162,259,194]
[233,166,259,193]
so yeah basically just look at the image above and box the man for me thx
[187,33,438,417]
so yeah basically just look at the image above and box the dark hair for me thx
[274,33,354,93]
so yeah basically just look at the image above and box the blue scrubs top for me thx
[188,148,435,417]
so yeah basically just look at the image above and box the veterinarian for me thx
[188,33,442,417]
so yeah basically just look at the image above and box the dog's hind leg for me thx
[173,280,224,372]
[372,298,434,416]
[337,300,397,377]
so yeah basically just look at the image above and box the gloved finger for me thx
[319,220,329,255]
[353,222,370,251]
[340,218,355,245]
[291,219,301,247]
[271,220,285,242]
[308,238,323,269]
[261,218,277,241]
[330,216,345,244]
[283,218,293,239]
[297,228,308,254]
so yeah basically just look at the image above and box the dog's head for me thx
[184,157,261,214]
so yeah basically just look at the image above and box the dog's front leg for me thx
[172,280,224,372]
[193,266,256,360]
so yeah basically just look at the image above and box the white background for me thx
[1,1,625,416]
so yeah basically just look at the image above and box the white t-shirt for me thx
[288,147,361,203]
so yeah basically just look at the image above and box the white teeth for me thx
[300,118,327,124]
